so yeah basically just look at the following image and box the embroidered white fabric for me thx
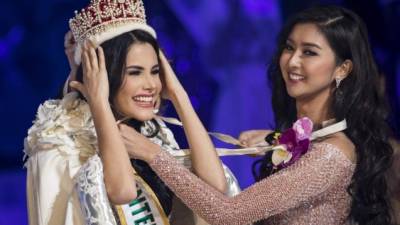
[75,155,117,225]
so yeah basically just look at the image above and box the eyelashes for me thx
[127,70,141,76]
[284,44,294,51]
[283,44,318,56]
[303,50,317,56]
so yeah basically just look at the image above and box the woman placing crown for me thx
[117,5,395,225]
[24,1,240,225]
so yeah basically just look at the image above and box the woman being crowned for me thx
[24,0,240,224]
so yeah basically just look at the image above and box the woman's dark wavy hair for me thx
[74,30,173,215]
[255,5,394,224]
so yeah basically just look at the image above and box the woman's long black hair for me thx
[74,30,173,215]
[254,6,394,224]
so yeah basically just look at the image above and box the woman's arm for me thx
[70,41,136,205]
[145,142,353,225]
[118,127,354,224]
[159,52,227,192]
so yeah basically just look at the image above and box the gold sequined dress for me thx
[149,142,355,225]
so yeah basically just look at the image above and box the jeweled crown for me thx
[69,0,156,64]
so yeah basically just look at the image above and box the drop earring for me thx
[335,77,343,88]
[153,98,160,114]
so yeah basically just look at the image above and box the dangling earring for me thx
[153,97,160,114]
[335,77,343,88]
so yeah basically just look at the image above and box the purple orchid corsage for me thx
[270,117,313,169]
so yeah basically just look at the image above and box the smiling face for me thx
[279,23,340,101]
[113,42,162,121]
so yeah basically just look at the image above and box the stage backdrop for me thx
[0,0,399,224]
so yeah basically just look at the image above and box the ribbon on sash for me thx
[156,115,347,158]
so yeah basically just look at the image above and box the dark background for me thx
[0,0,399,224]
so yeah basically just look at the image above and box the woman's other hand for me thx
[238,130,273,147]
[118,123,161,162]
[70,41,109,106]
[159,51,186,101]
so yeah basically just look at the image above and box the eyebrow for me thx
[125,65,159,70]
[287,38,322,50]
[126,65,143,70]
[302,42,322,49]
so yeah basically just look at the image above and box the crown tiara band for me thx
[69,0,156,64]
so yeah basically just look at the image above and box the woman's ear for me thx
[335,59,353,79]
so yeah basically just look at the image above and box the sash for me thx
[114,173,170,225]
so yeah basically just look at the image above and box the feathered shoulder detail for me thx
[24,92,97,160]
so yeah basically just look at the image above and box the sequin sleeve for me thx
[149,142,354,225]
